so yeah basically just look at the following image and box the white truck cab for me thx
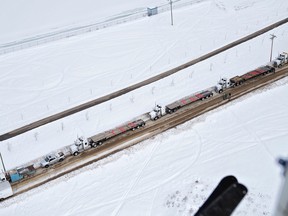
[149,105,166,120]
[273,52,288,68]
[70,137,90,156]
[215,78,229,93]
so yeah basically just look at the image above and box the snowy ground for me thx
[0,0,167,44]
[0,0,288,134]
[0,0,288,215]
[1,78,288,215]
[1,1,288,169]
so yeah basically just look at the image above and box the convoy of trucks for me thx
[0,51,287,201]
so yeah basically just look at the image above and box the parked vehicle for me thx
[165,90,213,113]
[149,105,166,120]
[273,52,288,68]
[87,119,145,147]
[70,119,146,155]
[215,78,229,93]
[149,63,276,120]
[7,165,36,183]
[40,152,65,168]
[69,137,90,156]
[1,57,283,202]
[229,65,275,87]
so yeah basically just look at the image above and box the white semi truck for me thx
[149,105,166,120]
[69,137,90,156]
[215,78,229,93]
[273,52,288,68]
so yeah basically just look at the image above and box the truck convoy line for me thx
[5,65,288,201]
[0,17,288,141]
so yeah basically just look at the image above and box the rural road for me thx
[1,17,288,141]
[10,65,288,199]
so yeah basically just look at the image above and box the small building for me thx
[147,7,158,16]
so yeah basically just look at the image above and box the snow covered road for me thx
[0,0,287,215]
[1,77,288,215]
[1,0,287,134]
[1,17,287,141]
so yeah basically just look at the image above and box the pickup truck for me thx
[40,152,65,168]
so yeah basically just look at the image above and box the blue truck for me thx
[8,165,36,183]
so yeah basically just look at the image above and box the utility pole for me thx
[168,0,174,26]
[0,152,7,173]
[270,34,276,62]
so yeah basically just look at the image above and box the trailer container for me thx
[166,90,213,113]
[88,119,145,146]
[230,66,274,87]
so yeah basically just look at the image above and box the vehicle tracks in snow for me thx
[111,139,161,216]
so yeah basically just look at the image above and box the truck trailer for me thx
[229,66,274,87]
[165,90,213,113]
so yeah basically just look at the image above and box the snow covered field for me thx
[0,0,288,215]
[0,0,168,44]
[1,0,288,134]
[1,78,288,215]
[0,0,288,169]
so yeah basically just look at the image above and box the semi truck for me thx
[149,105,166,120]
[70,119,146,156]
[229,65,275,87]
[273,52,288,68]
[215,78,229,93]
[69,137,90,156]
[87,119,145,147]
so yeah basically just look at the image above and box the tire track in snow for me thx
[228,109,274,160]
[111,140,161,216]
[83,128,203,211]
[109,127,204,205]
[147,188,159,216]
